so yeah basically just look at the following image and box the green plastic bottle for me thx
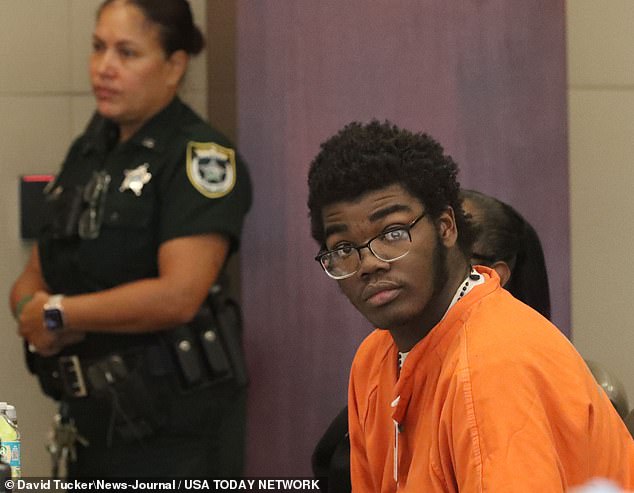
[0,403,20,479]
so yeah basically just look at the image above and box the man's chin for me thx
[363,306,410,332]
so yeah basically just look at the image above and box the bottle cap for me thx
[5,405,16,421]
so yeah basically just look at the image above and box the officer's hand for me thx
[58,331,86,347]
[17,290,61,356]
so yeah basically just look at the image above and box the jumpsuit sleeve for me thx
[444,323,633,492]
[348,359,381,493]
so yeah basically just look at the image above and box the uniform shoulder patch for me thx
[186,141,236,198]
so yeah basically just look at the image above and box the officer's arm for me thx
[59,233,229,333]
[10,245,49,317]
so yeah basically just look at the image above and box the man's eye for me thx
[332,245,355,259]
[92,41,105,53]
[381,228,408,242]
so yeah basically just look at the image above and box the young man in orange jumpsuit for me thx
[307,120,634,492]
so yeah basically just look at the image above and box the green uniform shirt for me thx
[38,97,252,356]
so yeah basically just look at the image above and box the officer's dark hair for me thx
[307,120,476,257]
[461,189,551,319]
[98,0,205,56]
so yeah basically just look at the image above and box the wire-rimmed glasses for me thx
[315,212,426,280]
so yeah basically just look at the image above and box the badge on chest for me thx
[119,163,152,196]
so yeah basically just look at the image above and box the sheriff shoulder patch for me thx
[186,141,236,198]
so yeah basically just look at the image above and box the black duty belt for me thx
[34,325,242,402]
[36,345,172,400]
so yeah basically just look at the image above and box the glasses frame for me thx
[315,212,427,280]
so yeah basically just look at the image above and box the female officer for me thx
[10,0,251,478]
[460,189,551,319]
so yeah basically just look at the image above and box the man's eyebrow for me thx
[324,223,347,239]
[324,204,414,240]
[368,204,412,222]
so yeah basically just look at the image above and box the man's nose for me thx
[357,247,389,277]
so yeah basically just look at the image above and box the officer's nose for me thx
[93,50,117,78]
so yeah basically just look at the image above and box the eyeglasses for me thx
[315,212,426,280]
[78,170,111,240]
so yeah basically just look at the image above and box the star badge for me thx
[119,163,152,196]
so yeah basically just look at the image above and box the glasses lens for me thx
[370,228,411,261]
[321,247,358,279]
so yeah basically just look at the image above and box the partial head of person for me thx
[308,120,476,351]
[460,189,551,319]
[92,0,204,141]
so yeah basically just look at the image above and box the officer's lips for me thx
[93,85,118,100]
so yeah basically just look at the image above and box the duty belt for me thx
[35,345,172,400]
[35,325,240,400]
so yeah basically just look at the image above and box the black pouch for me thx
[163,322,233,392]
[207,287,249,388]
[84,353,167,442]
[162,287,248,392]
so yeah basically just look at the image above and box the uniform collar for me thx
[80,97,185,155]
[125,96,184,152]
[80,114,119,155]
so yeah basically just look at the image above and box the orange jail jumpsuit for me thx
[349,267,634,492]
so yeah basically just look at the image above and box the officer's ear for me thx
[166,50,189,87]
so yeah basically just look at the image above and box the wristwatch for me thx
[43,294,65,332]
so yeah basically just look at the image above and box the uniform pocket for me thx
[76,189,159,287]
[102,191,154,229]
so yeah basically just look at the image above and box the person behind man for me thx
[462,189,631,420]
[307,120,634,491]
[10,0,251,477]
[461,188,551,320]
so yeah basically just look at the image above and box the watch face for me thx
[44,309,64,331]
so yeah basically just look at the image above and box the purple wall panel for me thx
[237,1,568,475]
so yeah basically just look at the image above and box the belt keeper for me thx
[58,355,88,398]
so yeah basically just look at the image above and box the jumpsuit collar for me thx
[391,266,500,425]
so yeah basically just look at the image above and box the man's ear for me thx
[491,261,512,287]
[436,207,458,248]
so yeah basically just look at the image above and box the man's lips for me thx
[363,282,402,307]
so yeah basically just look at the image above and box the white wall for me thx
[567,1,634,407]
[0,0,207,476]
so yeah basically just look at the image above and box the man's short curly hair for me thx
[307,120,475,255]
